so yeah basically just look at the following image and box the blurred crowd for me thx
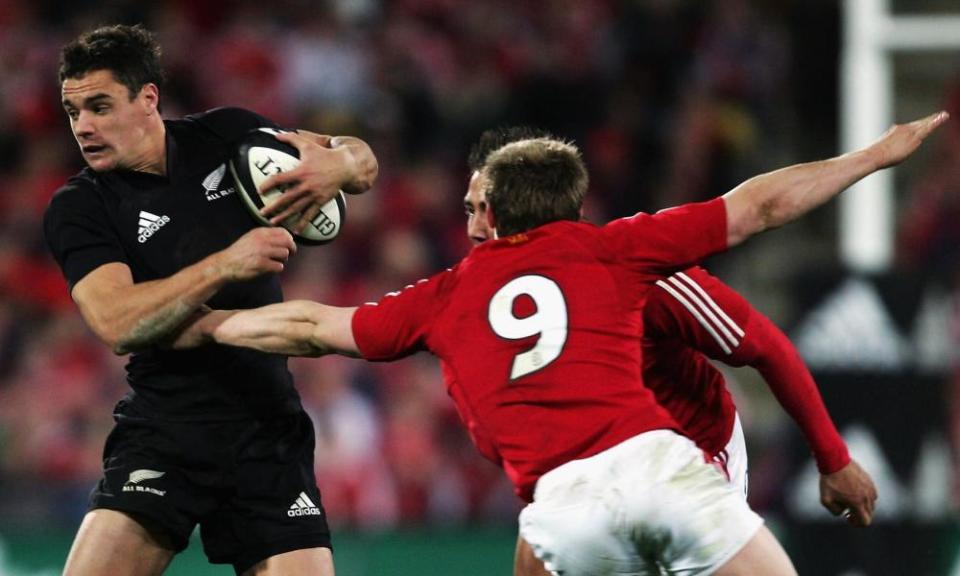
[0,0,958,533]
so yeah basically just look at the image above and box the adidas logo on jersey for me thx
[287,492,322,517]
[138,210,170,243]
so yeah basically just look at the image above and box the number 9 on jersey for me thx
[488,275,568,380]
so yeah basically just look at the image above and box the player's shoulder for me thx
[176,107,279,142]
[47,168,103,212]
[44,169,114,245]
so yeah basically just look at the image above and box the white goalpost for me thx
[841,0,960,272]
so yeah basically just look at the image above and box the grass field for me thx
[0,526,517,576]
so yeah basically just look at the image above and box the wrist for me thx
[330,137,376,194]
[200,310,231,342]
[855,145,885,173]
[331,145,360,191]
[203,252,233,286]
[815,443,851,474]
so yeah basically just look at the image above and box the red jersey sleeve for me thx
[352,269,454,361]
[645,267,751,358]
[736,310,851,473]
[603,198,728,274]
[647,266,850,473]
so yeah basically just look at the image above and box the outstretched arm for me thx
[724,111,948,247]
[205,300,361,358]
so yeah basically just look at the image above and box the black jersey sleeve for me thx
[187,107,281,145]
[43,174,127,290]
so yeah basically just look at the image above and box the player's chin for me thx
[84,152,118,172]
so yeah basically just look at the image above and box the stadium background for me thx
[0,0,958,573]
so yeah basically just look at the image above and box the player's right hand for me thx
[819,459,878,527]
[216,227,297,281]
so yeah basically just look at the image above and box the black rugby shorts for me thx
[89,401,331,575]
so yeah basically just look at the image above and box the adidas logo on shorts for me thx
[137,210,170,243]
[288,492,322,517]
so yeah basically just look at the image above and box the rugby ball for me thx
[230,127,346,245]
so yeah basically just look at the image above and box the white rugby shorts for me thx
[519,430,763,575]
[715,413,748,500]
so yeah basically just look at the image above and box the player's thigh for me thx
[242,547,335,576]
[63,509,176,576]
[712,525,797,576]
[514,534,552,576]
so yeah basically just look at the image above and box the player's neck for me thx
[127,119,167,176]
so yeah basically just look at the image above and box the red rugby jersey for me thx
[353,199,727,501]
[644,266,850,473]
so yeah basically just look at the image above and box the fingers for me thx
[845,504,873,527]
[259,173,339,220]
[915,110,950,138]
[294,203,323,234]
[272,130,310,151]
[268,193,315,227]
[291,130,333,146]
[258,170,300,209]
[824,495,875,527]
[821,495,846,517]
[254,226,297,253]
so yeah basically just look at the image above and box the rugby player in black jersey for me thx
[43,24,377,576]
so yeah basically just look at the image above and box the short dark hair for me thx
[485,138,589,237]
[59,24,165,102]
[467,126,555,173]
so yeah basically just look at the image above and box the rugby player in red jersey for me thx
[462,128,879,575]
[180,111,945,575]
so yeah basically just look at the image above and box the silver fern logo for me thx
[128,469,165,484]
[203,163,235,201]
[203,164,226,192]
[123,469,167,496]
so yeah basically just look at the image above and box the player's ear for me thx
[140,83,160,115]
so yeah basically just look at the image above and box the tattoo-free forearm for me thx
[723,111,948,247]
[723,149,877,246]
[212,301,360,358]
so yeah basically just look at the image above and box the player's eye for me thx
[93,105,110,115]
[66,109,79,120]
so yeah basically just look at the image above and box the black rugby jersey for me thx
[44,107,302,421]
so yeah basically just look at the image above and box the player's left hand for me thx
[258,130,355,232]
[869,110,949,169]
[819,459,878,527]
